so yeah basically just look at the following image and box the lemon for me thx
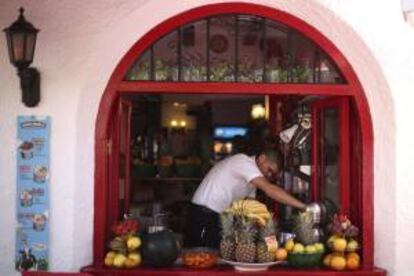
[105,251,117,259]
[104,256,114,267]
[333,238,347,252]
[284,238,295,252]
[127,236,142,251]
[113,253,127,268]
[128,252,142,265]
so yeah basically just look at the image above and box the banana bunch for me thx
[225,199,271,227]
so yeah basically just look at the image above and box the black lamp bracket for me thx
[18,67,40,107]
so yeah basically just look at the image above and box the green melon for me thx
[141,230,179,267]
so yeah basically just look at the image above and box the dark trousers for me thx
[183,203,221,249]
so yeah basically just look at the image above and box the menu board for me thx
[15,116,50,271]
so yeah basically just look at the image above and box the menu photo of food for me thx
[19,141,35,160]
[31,137,45,153]
[19,188,45,208]
[32,213,47,232]
[17,212,48,232]
[20,190,34,207]
[33,166,48,184]
[15,225,49,271]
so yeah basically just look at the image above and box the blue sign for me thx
[15,116,50,271]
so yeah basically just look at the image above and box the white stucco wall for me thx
[1,0,413,275]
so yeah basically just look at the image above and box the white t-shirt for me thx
[192,154,264,213]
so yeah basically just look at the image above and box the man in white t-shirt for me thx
[183,148,306,248]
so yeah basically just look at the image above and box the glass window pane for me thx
[317,52,346,84]
[153,31,178,81]
[264,20,289,82]
[125,49,151,81]
[237,15,264,83]
[322,108,340,208]
[123,13,347,84]
[181,20,208,81]
[290,33,315,83]
[209,15,236,82]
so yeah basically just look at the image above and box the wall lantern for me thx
[403,0,414,27]
[4,7,40,107]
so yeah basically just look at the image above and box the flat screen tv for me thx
[214,126,248,140]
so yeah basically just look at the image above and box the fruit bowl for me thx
[220,259,285,272]
[182,247,218,269]
[288,252,323,268]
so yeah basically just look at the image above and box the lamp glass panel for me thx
[125,48,151,81]
[153,31,178,81]
[6,32,14,62]
[180,20,207,81]
[24,32,36,62]
[264,20,289,82]
[237,15,264,83]
[11,32,25,62]
[209,15,236,82]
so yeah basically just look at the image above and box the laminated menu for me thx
[15,116,50,271]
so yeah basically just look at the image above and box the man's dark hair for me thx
[257,148,283,167]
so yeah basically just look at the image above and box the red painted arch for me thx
[93,2,374,269]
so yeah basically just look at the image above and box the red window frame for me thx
[91,3,375,272]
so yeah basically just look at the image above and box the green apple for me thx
[314,243,325,253]
[292,243,305,254]
[346,239,359,252]
[305,245,317,254]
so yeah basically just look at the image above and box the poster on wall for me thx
[15,116,50,271]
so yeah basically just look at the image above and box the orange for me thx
[347,252,360,262]
[346,255,360,270]
[275,248,288,261]
[330,255,346,271]
[323,254,332,267]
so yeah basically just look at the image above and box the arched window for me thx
[91,4,377,274]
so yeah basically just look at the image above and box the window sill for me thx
[81,265,386,276]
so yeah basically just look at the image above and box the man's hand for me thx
[250,176,306,210]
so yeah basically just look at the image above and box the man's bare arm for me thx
[250,176,306,210]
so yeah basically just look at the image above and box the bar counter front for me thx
[81,265,386,276]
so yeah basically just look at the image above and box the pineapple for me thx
[256,217,277,262]
[235,217,257,263]
[294,211,317,245]
[220,212,235,260]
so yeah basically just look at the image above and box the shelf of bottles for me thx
[125,14,345,84]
